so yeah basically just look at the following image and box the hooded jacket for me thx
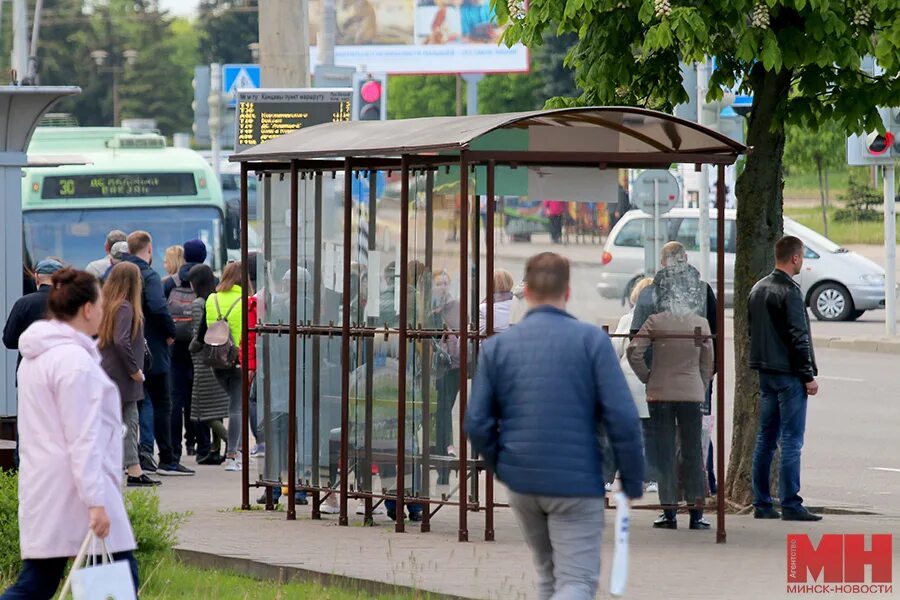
[16,320,136,558]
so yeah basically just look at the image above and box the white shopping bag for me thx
[609,492,630,597]
[58,532,137,600]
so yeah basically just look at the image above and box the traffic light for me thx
[847,107,894,165]
[352,72,387,121]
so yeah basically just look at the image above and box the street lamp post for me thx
[90,48,138,126]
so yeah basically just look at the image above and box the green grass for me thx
[784,205,896,245]
[136,553,423,599]
[1,552,424,599]
[783,170,851,201]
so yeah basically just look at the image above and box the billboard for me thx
[308,0,529,74]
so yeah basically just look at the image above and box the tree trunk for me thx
[824,168,830,210]
[726,66,793,506]
[817,158,828,238]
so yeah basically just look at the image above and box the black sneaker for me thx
[140,458,157,473]
[197,452,223,466]
[690,517,712,530]
[782,508,823,522]
[754,507,782,519]
[157,462,196,476]
[186,445,196,457]
[127,474,162,487]
[653,513,678,529]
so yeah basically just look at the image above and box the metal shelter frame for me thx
[231,107,746,544]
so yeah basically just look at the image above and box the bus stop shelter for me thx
[230,107,746,544]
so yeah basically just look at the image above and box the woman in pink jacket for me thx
[2,268,138,599]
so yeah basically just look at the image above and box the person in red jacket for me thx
[247,258,262,457]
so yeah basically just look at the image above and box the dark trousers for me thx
[752,373,808,511]
[648,401,705,508]
[549,214,563,243]
[0,551,139,600]
[145,372,176,466]
[169,354,193,460]
[249,376,261,444]
[434,369,461,485]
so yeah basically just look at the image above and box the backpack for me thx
[167,274,196,343]
[202,294,241,370]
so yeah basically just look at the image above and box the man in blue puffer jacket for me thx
[466,252,644,600]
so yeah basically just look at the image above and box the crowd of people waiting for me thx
[5,229,253,489]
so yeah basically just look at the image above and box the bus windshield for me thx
[23,206,224,275]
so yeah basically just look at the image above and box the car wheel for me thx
[810,283,854,321]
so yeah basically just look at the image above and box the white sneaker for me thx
[355,501,386,515]
[224,455,241,472]
[646,481,658,493]
[320,502,341,514]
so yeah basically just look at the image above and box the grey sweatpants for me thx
[507,491,605,600]
[122,401,140,468]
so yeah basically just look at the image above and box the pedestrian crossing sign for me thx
[222,64,261,108]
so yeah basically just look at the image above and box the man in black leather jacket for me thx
[748,235,821,522]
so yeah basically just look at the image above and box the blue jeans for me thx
[0,551,139,600]
[752,372,808,511]
[139,396,154,457]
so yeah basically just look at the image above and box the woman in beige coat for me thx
[628,276,713,531]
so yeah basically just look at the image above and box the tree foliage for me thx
[498,0,900,504]
[784,119,845,177]
[31,0,197,136]
[198,0,259,64]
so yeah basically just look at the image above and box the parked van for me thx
[596,208,888,322]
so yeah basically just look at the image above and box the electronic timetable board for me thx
[234,88,352,152]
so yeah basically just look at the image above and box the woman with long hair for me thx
[3,269,138,599]
[98,262,159,487]
[188,264,230,465]
[205,261,248,471]
[163,245,185,278]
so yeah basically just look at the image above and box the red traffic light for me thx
[360,80,382,104]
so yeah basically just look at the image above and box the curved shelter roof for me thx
[232,106,746,166]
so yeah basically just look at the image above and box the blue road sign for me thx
[222,64,260,108]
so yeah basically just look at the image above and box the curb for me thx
[812,337,900,355]
[174,548,474,600]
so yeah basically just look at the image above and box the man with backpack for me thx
[164,239,212,462]
[123,231,195,477]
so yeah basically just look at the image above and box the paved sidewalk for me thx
[155,466,900,600]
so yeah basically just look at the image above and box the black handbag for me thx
[143,340,153,373]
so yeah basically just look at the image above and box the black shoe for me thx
[157,462,196,476]
[653,513,677,529]
[127,474,162,487]
[197,452,223,465]
[408,511,423,523]
[186,445,196,457]
[754,507,782,520]
[386,507,397,521]
[782,508,823,522]
[140,458,157,473]
[690,517,711,530]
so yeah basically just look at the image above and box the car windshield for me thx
[785,218,845,253]
[24,206,224,275]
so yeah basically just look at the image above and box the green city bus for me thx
[22,127,228,274]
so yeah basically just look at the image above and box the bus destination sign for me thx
[235,89,352,152]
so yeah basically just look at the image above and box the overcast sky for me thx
[159,0,200,17]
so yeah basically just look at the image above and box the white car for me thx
[596,208,888,322]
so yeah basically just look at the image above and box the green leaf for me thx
[761,30,782,71]
[736,33,756,62]
[638,0,655,24]
[795,0,807,10]
[657,19,674,48]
